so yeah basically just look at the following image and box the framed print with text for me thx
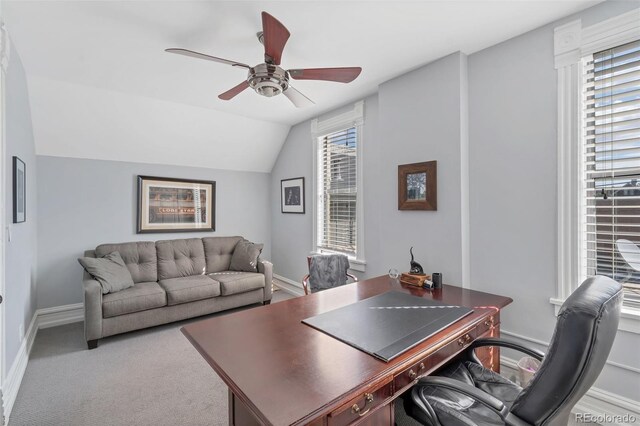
[137,175,215,233]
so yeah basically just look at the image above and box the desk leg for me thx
[476,325,501,373]
[229,389,261,426]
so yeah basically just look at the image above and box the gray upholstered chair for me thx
[403,276,623,426]
[302,254,357,295]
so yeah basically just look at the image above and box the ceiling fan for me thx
[165,11,362,108]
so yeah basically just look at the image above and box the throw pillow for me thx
[78,251,135,294]
[229,240,264,273]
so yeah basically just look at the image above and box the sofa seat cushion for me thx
[102,282,166,318]
[158,275,221,306]
[208,271,265,296]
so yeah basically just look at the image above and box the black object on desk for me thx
[432,273,442,289]
[302,291,472,362]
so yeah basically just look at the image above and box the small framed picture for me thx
[398,161,437,211]
[281,177,305,214]
[137,175,216,233]
[13,156,26,223]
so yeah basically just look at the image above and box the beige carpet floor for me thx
[9,290,293,426]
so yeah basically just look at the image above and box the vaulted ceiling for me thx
[3,1,600,172]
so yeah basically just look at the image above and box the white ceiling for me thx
[3,0,601,171]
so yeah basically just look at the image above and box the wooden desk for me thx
[181,276,512,426]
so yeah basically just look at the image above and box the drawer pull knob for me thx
[419,362,425,371]
[484,318,494,327]
[408,369,417,379]
[458,334,472,346]
[351,393,374,417]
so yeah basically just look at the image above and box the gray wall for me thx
[4,43,37,371]
[375,52,468,285]
[271,52,469,284]
[468,0,640,402]
[270,1,640,403]
[37,156,271,309]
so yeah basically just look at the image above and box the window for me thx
[582,40,640,308]
[554,10,640,333]
[317,127,358,256]
[311,101,365,270]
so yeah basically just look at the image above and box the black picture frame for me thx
[281,177,305,214]
[13,156,26,223]
[137,175,216,233]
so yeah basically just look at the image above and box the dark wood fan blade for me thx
[283,86,314,108]
[288,67,362,83]
[166,48,250,69]
[261,12,290,65]
[218,81,250,100]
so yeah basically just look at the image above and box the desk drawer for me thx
[328,377,393,426]
[475,313,498,337]
[393,328,478,392]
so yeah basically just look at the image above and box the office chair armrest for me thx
[414,377,508,418]
[467,337,545,361]
[302,273,357,295]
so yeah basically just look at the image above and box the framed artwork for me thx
[398,161,437,211]
[281,177,305,214]
[13,156,26,223]
[137,175,216,233]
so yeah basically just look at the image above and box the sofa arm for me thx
[83,278,103,342]
[258,260,273,302]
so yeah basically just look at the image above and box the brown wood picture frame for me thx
[398,161,437,210]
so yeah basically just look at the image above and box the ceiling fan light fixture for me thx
[247,63,288,98]
[166,11,361,107]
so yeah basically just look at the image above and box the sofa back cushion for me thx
[95,241,157,283]
[156,238,206,280]
[202,236,243,273]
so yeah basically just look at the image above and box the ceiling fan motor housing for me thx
[248,63,289,97]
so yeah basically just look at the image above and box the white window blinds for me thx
[317,127,358,256]
[583,39,640,307]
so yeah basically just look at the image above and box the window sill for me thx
[348,258,366,273]
[550,297,640,335]
[310,251,366,273]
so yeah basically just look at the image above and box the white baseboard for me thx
[2,311,37,424]
[273,274,305,297]
[501,356,640,426]
[36,303,83,329]
[1,302,84,423]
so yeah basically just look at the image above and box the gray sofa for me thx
[82,236,272,349]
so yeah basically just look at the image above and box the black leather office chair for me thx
[403,276,623,426]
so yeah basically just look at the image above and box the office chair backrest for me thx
[510,276,623,426]
[305,254,352,294]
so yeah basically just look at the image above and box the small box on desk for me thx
[400,273,431,287]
